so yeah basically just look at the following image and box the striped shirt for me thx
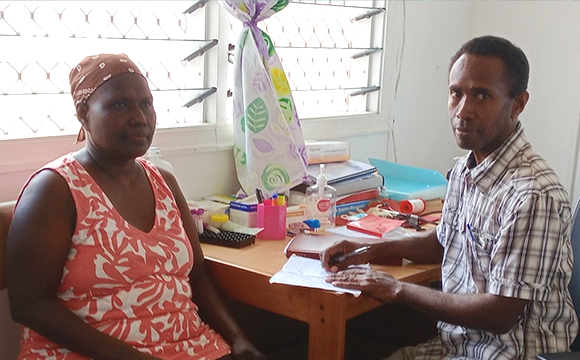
[416,122,578,360]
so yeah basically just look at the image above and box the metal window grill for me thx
[226,0,385,122]
[0,1,211,139]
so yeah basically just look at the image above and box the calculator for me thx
[198,229,255,248]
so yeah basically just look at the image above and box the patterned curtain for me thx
[222,0,307,198]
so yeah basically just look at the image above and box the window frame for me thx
[0,0,400,175]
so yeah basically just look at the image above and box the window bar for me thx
[183,87,217,108]
[352,8,385,21]
[352,47,382,59]
[349,86,380,97]
[183,0,210,14]
[182,39,218,62]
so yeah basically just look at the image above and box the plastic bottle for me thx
[306,164,337,229]
[145,146,174,174]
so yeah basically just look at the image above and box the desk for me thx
[201,237,441,360]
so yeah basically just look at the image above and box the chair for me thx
[537,197,580,359]
[0,201,20,360]
[0,201,15,290]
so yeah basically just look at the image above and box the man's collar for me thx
[465,121,525,193]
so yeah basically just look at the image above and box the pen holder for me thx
[257,202,287,240]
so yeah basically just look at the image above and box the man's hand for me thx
[321,240,370,272]
[325,268,402,303]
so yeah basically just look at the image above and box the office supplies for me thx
[346,214,405,238]
[306,160,377,185]
[369,158,447,201]
[198,229,255,248]
[255,188,264,204]
[269,254,364,297]
[466,223,476,243]
[337,187,381,205]
[257,201,287,240]
[329,245,371,265]
[293,173,384,197]
[400,198,426,214]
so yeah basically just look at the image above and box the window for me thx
[0,0,395,143]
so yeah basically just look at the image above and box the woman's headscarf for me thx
[69,53,144,142]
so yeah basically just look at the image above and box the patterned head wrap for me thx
[69,53,144,142]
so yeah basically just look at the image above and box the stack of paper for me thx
[269,255,367,297]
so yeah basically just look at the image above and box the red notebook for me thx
[346,215,405,238]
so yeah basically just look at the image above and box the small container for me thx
[210,214,229,229]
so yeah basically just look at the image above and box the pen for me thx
[255,188,264,204]
[329,245,371,265]
[466,223,476,243]
[272,193,278,206]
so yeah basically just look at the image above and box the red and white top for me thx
[17,154,230,360]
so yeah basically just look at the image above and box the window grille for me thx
[0,0,388,140]
[0,1,211,139]
[226,0,385,122]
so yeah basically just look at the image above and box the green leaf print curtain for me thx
[222,0,308,198]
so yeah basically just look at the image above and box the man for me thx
[323,35,578,360]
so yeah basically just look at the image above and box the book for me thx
[305,140,350,164]
[307,160,377,185]
[346,215,405,238]
[284,233,402,266]
[336,187,380,205]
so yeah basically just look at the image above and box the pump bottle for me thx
[306,164,337,229]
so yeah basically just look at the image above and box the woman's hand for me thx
[229,336,267,360]
[321,240,370,272]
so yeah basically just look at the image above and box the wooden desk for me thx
[201,237,440,360]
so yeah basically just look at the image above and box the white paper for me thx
[269,255,367,297]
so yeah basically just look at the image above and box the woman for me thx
[6,54,265,360]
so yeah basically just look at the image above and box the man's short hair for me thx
[450,35,529,98]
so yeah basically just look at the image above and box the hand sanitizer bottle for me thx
[306,164,337,229]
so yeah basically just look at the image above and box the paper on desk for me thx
[269,254,368,297]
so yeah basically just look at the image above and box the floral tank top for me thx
[18,154,230,360]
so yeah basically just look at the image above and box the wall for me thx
[468,1,580,201]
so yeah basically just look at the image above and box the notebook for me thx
[307,160,377,185]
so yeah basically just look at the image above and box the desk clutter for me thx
[188,146,447,249]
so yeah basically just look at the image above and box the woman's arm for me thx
[7,170,157,360]
[160,170,265,360]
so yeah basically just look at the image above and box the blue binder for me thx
[369,158,448,201]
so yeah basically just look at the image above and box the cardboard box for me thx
[305,140,350,164]
[229,201,258,228]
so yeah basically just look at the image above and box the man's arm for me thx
[321,228,443,271]
[327,268,527,334]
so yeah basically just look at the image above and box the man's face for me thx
[448,54,528,164]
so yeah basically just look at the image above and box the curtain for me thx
[222,0,307,198]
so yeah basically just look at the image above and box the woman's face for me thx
[81,73,156,160]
